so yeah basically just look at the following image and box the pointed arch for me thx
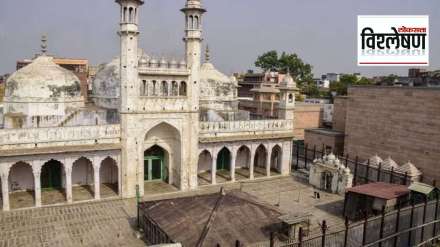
[194,15,199,29]
[72,157,94,201]
[271,145,283,173]
[189,15,194,29]
[236,145,251,169]
[254,144,268,169]
[8,161,34,209]
[41,159,66,205]
[144,122,181,188]
[100,157,118,197]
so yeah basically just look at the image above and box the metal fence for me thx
[291,143,437,187]
[276,198,440,247]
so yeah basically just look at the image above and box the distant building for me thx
[323,73,340,82]
[237,70,287,98]
[17,56,89,99]
[305,86,440,183]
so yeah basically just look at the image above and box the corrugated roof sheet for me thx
[408,182,436,195]
[346,182,409,200]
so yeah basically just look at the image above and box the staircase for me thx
[58,110,81,127]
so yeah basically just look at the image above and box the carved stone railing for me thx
[0,125,121,150]
[199,120,293,134]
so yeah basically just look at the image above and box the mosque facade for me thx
[0,0,297,210]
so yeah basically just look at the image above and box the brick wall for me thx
[344,86,440,182]
[333,96,348,132]
[294,103,322,140]
[305,129,345,155]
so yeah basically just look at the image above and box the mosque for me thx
[0,0,297,211]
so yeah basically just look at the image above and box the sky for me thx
[0,0,438,77]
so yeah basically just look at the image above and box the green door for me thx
[41,162,62,189]
[144,156,165,181]
[216,148,230,171]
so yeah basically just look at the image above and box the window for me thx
[179,81,187,96]
[288,94,294,103]
[152,81,157,96]
[161,81,168,96]
[142,80,147,95]
[172,81,178,96]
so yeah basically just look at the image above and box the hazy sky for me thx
[0,0,438,77]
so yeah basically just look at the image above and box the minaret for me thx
[181,0,206,108]
[117,0,144,113]
[40,34,48,55]
[116,0,143,198]
[278,73,299,121]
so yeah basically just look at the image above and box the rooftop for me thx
[346,182,409,200]
[140,190,283,246]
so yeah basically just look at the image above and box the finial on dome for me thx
[41,34,48,55]
[205,45,211,63]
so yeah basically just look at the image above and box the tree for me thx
[329,74,372,96]
[255,50,314,88]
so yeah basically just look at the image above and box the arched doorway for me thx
[254,145,268,178]
[144,145,168,182]
[270,145,282,175]
[197,150,213,186]
[235,146,251,181]
[72,157,94,201]
[216,147,231,171]
[100,157,118,198]
[8,162,34,209]
[41,159,66,205]
[144,122,180,192]
[216,147,231,183]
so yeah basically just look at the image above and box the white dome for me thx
[200,62,231,83]
[92,57,120,109]
[398,161,422,176]
[280,73,297,88]
[383,157,399,170]
[366,154,383,167]
[5,55,81,102]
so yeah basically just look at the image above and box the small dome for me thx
[150,58,159,67]
[327,153,337,161]
[366,154,383,167]
[160,58,168,68]
[179,60,187,68]
[398,161,422,176]
[383,157,399,170]
[138,56,149,67]
[344,167,351,174]
[169,59,178,68]
[280,73,297,88]
[5,55,81,101]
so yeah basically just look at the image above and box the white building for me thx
[0,0,297,211]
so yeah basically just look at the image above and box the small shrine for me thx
[309,153,353,195]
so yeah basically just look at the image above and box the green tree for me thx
[329,74,372,96]
[255,50,314,88]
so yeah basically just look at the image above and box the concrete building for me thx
[305,86,440,183]
[0,0,297,211]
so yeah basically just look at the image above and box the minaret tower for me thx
[116,0,143,198]
[181,0,206,107]
[117,0,143,113]
[278,73,299,121]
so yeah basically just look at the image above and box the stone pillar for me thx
[230,149,236,182]
[33,170,42,207]
[65,165,73,203]
[266,147,272,177]
[211,154,217,185]
[250,147,255,180]
[94,164,101,200]
[1,173,10,211]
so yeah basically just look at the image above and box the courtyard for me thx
[0,175,345,246]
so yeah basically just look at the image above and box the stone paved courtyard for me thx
[0,175,345,246]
